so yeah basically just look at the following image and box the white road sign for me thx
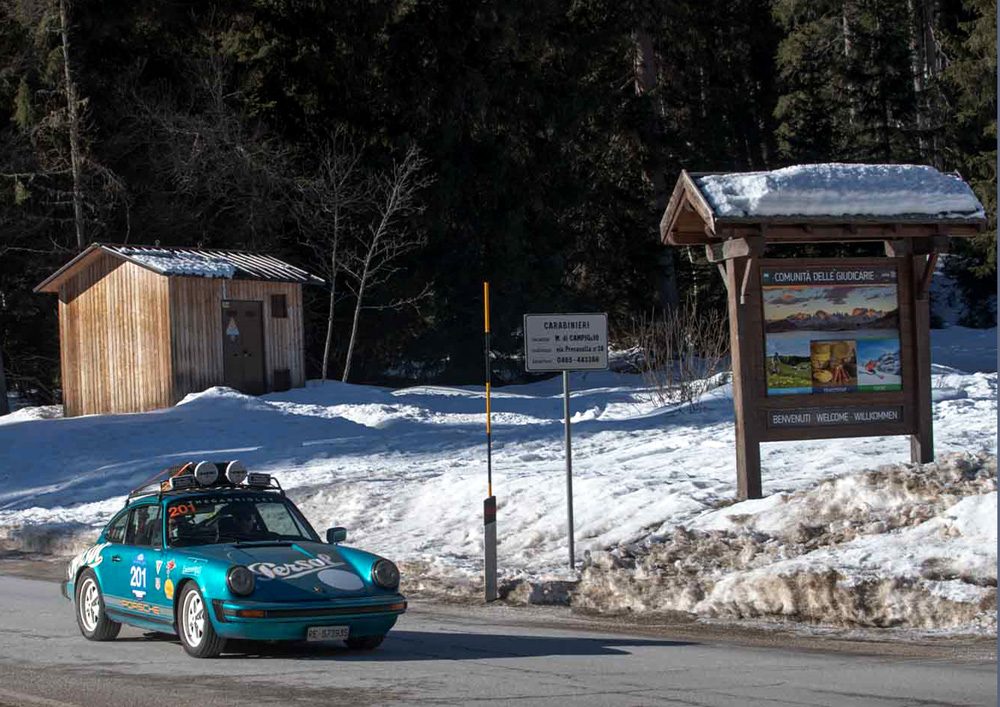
[523,313,608,372]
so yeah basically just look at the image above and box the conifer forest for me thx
[0,0,995,400]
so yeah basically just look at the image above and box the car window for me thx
[258,502,309,537]
[104,511,130,544]
[125,504,162,547]
[166,495,319,546]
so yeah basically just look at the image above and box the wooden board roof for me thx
[35,244,325,293]
[661,167,988,246]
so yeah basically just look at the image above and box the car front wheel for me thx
[178,583,225,658]
[75,569,120,641]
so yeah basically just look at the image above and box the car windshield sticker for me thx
[249,553,345,581]
[130,553,147,598]
[168,502,197,518]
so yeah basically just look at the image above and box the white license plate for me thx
[306,626,349,642]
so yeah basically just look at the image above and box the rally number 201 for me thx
[168,503,196,518]
[130,565,146,588]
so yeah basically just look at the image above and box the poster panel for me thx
[761,265,902,396]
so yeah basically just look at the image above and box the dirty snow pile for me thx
[575,453,996,631]
[0,322,995,634]
[696,164,986,220]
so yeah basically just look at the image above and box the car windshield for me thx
[166,494,319,547]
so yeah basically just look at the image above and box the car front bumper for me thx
[208,594,407,641]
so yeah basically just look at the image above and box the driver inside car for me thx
[218,502,260,539]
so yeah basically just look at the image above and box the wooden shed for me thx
[35,244,324,417]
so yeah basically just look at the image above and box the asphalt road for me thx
[0,573,995,707]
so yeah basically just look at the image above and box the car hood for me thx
[181,541,374,601]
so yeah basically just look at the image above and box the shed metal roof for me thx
[35,243,325,293]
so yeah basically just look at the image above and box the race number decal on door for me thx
[131,553,148,598]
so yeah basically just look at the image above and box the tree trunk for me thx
[634,29,678,310]
[0,345,9,416]
[321,247,339,381]
[341,257,371,383]
[59,0,85,251]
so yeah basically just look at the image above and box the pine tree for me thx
[941,0,996,325]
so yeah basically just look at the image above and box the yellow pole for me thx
[484,281,492,496]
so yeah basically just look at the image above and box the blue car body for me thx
[63,465,405,654]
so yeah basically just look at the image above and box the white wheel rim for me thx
[80,578,100,632]
[183,591,205,647]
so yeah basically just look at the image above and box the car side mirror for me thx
[326,527,347,544]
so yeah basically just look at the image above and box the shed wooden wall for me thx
[58,254,172,417]
[169,277,306,401]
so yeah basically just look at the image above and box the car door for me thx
[93,509,130,601]
[113,504,172,625]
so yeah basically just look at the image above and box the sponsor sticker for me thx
[155,560,163,575]
[130,554,148,598]
[68,543,110,579]
[249,553,345,581]
[119,599,169,617]
[182,566,201,576]
[164,579,174,600]
[155,578,161,591]
[166,560,176,574]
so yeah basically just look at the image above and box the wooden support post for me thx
[726,256,762,499]
[917,252,938,300]
[716,263,730,293]
[910,252,935,463]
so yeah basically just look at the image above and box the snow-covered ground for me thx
[0,325,995,635]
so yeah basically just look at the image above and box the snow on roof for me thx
[108,245,324,284]
[117,248,237,279]
[694,164,986,220]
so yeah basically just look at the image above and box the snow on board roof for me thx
[693,164,986,221]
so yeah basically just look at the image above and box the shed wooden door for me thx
[222,300,266,396]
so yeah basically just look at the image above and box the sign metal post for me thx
[524,313,607,570]
[562,370,574,568]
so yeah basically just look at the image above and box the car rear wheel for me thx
[178,583,225,658]
[75,569,120,641]
[345,634,384,651]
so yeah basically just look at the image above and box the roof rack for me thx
[123,462,283,507]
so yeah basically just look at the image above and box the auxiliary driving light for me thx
[194,461,219,486]
[225,460,248,485]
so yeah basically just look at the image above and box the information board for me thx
[761,265,902,397]
[523,313,608,372]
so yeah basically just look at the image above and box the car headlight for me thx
[226,565,255,596]
[371,559,399,589]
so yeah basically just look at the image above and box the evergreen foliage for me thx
[0,0,994,403]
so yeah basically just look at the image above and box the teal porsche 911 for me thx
[61,461,406,658]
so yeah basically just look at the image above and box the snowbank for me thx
[0,326,994,634]
[575,454,996,631]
